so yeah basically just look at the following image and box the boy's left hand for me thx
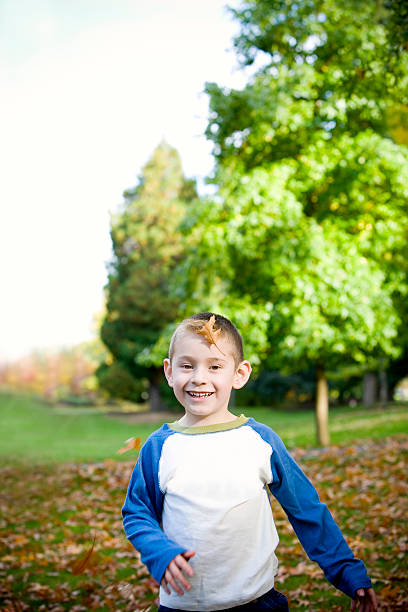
[350,588,377,611]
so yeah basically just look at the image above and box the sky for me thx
[0,0,249,363]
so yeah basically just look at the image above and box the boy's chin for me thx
[181,405,233,424]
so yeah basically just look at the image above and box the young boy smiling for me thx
[122,313,377,611]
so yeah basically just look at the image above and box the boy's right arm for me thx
[122,439,187,585]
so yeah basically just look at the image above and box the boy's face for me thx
[163,330,251,425]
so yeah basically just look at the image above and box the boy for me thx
[122,313,377,611]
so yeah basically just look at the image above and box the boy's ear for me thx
[232,360,252,390]
[163,358,173,387]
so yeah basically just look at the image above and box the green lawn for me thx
[0,393,158,464]
[241,403,408,447]
[0,391,407,463]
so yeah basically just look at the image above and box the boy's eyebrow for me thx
[175,355,228,363]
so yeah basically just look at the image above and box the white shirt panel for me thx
[158,425,279,611]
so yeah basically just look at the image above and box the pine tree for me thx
[98,141,196,410]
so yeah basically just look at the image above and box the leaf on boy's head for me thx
[71,534,96,575]
[196,315,225,355]
[117,437,141,455]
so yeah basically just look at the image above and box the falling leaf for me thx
[196,315,225,354]
[117,437,141,455]
[71,534,96,575]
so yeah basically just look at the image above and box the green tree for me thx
[98,141,196,410]
[205,0,408,279]
[207,1,407,168]
[176,168,400,444]
[175,0,408,442]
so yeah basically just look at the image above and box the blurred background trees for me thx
[0,340,105,403]
[96,141,197,410]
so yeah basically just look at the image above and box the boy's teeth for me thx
[189,392,212,397]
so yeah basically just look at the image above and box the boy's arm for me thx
[265,429,373,600]
[122,439,187,584]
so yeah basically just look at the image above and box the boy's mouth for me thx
[187,391,214,398]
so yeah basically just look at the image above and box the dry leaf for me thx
[196,315,225,354]
[71,534,96,575]
[117,437,141,455]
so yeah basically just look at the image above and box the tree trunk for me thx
[316,365,330,446]
[378,361,388,404]
[149,369,166,412]
[363,372,377,408]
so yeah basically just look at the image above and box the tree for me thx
[175,0,408,442]
[205,0,408,292]
[98,141,196,410]
[175,167,399,444]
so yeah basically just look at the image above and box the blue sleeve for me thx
[122,429,187,583]
[249,420,372,599]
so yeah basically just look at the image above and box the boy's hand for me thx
[161,551,195,596]
[351,588,378,611]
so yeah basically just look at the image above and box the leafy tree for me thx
[98,141,196,410]
[174,0,408,442]
[207,1,407,168]
[205,0,408,289]
[176,169,399,443]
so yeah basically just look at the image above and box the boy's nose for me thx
[191,368,208,385]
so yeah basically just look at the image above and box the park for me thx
[1,0,408,610]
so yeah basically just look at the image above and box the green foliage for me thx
[383,0,408,54]
[95,361,146,403]
[177,165,400,373]
[206,0,408,171]
[99,141,197,404]
[188,0,408,379]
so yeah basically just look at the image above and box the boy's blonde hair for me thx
[169,312,244,367]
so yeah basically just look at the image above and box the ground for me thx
[1,435,407,611]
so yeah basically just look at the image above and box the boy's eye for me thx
[210,365,221,370]
[181,364,192,369]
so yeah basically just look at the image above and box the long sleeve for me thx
[249,421,372,599]
[122,431,187,583]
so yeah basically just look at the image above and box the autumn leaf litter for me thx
[0,436,407,611]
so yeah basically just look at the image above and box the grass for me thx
[1,391,407,610]
[1,391,407,464]
[0,392,158,464]
[239,403,408,447]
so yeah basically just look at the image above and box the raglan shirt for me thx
[122,416,372,611]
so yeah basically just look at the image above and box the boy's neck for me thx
[177,410,238,428]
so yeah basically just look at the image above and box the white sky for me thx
[0,0,247,363]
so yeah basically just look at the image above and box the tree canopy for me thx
[98,141,196,409]
[172,0,408,442]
